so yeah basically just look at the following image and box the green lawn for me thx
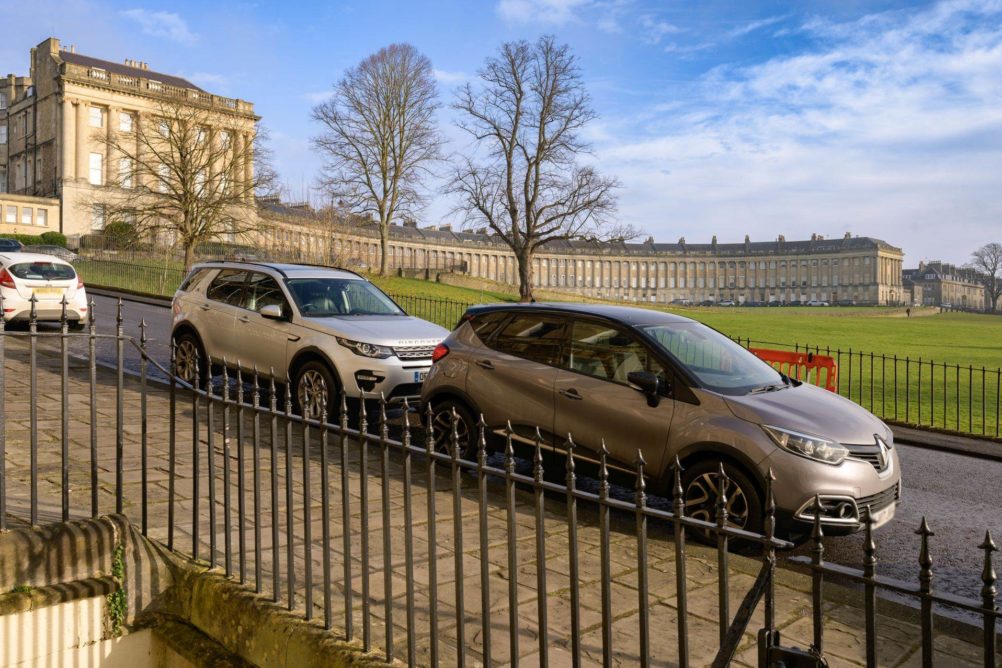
[74,256,1002,438]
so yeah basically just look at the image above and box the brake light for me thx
[0,268,14,289]
[77,276,84,289]
[431,343,450,362]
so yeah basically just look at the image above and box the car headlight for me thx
[336,337,393,359]
[762,425,848,465]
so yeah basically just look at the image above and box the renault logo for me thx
[875,435,889,470]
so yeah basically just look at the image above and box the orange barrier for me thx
[749,348,838,392]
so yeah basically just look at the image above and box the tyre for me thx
[428,399,478,460]
[294,360,339,422]
[172,331,207,387]
[681,459,763,543]
[68,320,86,331]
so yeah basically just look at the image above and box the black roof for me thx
[463,302,695,326]
[60,50,204,92]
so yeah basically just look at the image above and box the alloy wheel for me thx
[684,471,750,530]
[174,339,201,383]
[297,368,329,421]
[432,408,470,456]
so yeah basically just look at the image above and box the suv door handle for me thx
[199,304,211,311]
[560,388,583,400]
[475,359,494,370]
[238,316,250,324]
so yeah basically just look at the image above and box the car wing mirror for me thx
[259,304,285,320]
[627,370,662,407]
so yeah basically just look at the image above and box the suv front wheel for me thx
[429,399,478,459]
[294,360,338,423]
[681,459,763,542]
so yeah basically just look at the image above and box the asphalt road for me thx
[60,294,1002,608]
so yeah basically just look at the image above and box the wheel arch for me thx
[288,346,343,391]
[656,441,766,500]
[421,387,484,422]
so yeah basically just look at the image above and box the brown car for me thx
[421,303,901,537]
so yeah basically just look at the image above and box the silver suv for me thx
[421,303,901,538]
[171,261,449,417]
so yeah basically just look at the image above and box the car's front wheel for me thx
[294,360,339,423]
[681,459,763,543]
[172,331,207,387]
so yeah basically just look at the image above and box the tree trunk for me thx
[516,250,534,302]
[379,223,389,276]
[183,244,195,274]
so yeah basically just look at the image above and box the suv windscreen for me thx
[491,313,566,365]
[285,278,403,317]
[8,261,75,281]
[641,322,784,395]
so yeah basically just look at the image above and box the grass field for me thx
[74,256,1002,438]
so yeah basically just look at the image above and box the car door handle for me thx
[560,388,583,400]
[199,304,211,311]
[238,316,250,324]
[475,360,494,370]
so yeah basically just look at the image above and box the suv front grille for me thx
[845,442,889,472]
[394,345,435,360]
[857,483,900,514]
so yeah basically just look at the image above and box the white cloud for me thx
[639,14,682,44]
[302,90,332,103]
[121,9,196,45]
[433,69,469,86]
[727,14,788,39]
[596,1,1002,264]
[496,0,590,24]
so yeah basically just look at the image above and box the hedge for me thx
[0,232,68,247]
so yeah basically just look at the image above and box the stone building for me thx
[1,37,257,239]
[256,201,905,305]
[0,193,59,236]
[902,261,987,310]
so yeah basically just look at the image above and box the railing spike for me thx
[598,440,610,500]
[503,421,515,474]
[634,450,647,503]
[533,426,545,482]
[715,462,729,528]
[477,413,488,468]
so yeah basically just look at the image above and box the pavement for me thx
[2,320,1000,666]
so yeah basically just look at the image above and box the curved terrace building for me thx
[258,201,905,306]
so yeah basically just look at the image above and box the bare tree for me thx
[93,100,272,271]
[970,242,1002,312]
[450,36,627,301]
[312,44,442,276]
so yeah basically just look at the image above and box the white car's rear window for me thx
[8,262,76,281]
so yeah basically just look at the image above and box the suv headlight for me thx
[336,337,393,359]
[762,425,848,465]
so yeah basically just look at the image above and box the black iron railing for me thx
[2,299,1002,666]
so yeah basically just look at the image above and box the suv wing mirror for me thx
[627,370,664,407]
[259,304,285,320]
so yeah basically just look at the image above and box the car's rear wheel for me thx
[172,331,207,387]
[294,360,339,423]
[681,459,762,543]
[429,399,478,460]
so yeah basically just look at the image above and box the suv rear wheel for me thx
[294,360,338,422]
[681,459,762,542]
[429,399,478,459]
[173,332,207,387]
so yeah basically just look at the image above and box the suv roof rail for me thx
[193,259,368,280]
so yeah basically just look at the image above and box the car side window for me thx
[244,272,288,313]
[205,270,247,306]
[566,320,668,387]
[178,268,212,293]
[491,313,567,366]
[467,310,510,342]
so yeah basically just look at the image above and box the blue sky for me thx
[3,0,1001,266]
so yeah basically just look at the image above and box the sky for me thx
[3,0,1001,266]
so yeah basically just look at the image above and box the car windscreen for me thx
[284,278,404,317]
[640,322,785,395]
[7,261,76,281]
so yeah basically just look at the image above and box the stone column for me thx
[106,105,117,186]
[75,101,88,181]
[61,97,76,181]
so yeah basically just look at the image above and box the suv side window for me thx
[205,269,248,306]
[566,320,669,386]
[244,272,288,313]
[467,310,509,342]
[178,268,213,293]
[491,313,566,366]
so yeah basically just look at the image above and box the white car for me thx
[807,300,830,306]
[0,253,89,329]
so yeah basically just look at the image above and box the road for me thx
[65,293,1002,607]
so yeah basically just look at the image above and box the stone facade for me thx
[903,261,988,310]
[1,38,257,239]
[256,201,906,306]
[0,192,60,236]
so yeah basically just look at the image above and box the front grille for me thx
[857,483,900,514]
[394,345,435,360]
[845,442,888,472]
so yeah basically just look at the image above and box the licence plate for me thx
[414,370,429,383]
[33,287,63,298]
[870,504,895,529]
